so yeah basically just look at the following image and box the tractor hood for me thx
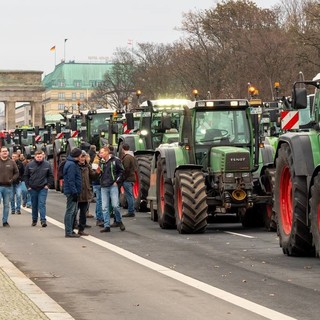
[210,146,251,173]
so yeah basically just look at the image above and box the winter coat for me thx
[78,163,97,202]
[24,160,54,190]
[0,158,19,186]
[121,153,136,182]
[99,155,124,187]
[63,155,82,195]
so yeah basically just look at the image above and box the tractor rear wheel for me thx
[174,169,208,234]
[156,158,175,229]
[310,172,320,257]
[135,154,153,212]
[274,144,314,256]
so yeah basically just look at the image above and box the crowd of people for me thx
[0,143,137,238]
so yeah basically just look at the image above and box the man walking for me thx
[63,148,82,238]
[24,151,53,227]
[121,143,136,218]
[97,146,125,232]
[10,152,24,215]
[0,147,19,227]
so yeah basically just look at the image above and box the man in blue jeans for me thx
[24,151,54,227]
[96,146,125,232]
[10,152,24,215]
[0,147,19,227]
[121,143,136,217]
[63,148,82,238]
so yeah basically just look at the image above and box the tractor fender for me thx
[276,133,314,177]
[260,143,274,167]
[118,135,138,152]
[24,146,31,158]
[67,138,79,152]
[53,139,63,156]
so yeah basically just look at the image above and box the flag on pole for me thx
[50,45,56,52]
[64,39,68,42]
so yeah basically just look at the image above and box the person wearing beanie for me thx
[63,147,82,237]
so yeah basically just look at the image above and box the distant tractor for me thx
[118,99,195,211]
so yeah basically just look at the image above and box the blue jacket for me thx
[63,155,82,195]
[100,155,124,187]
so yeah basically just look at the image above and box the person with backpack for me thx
[63,148,82,238]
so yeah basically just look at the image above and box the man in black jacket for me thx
[96,146,125,232]
[24,151,54,227]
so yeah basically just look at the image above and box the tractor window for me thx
[90,113,111,135]
[195,110,250,144]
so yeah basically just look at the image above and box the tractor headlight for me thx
[241,172,250,177]
[226,173,234,178]
[140,130,148,136]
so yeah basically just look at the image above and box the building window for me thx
[72,104,77,110]
[58,104,65,110]
[74,80,82,87]
[80,93,84,99]
[72,92,77,100]
[58,80,65,87]
[58,93,65,100]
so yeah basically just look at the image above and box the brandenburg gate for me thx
[0,70,45,129]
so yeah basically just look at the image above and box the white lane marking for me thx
[224,231,256,239]
[36,210,295,320]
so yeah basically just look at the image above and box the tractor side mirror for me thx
[126,113,134,130]
[292,87,307,109]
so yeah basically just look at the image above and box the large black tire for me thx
[310,172,320,257]
[274,144,314,256]
[174,169,208,234]
[135,154,153,212]
[156,158,175,229]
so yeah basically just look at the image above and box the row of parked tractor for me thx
[115,72,320,260]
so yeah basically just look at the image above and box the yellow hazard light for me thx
[274,82,280,88]
[248,86,256,94]
[113,111,117,117]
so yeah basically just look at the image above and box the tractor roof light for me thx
[274,82,280,89]
[192,89,199,97]
[140,129,148,136]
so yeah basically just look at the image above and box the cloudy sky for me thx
[0,0,280,76]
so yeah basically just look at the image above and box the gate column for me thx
[31,101,43,127]
[5,101,16,129]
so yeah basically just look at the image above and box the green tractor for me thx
[148,99,273,233]
[273,73,320,257]
[118,99,195,212]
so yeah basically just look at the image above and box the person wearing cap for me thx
[24,150,54,227]
[63,147,82,238]
[76,151,97,236]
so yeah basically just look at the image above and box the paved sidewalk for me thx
[0,249,74,320]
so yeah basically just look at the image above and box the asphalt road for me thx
[0,189,319,320]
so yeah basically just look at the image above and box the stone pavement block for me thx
[0,251,74,320]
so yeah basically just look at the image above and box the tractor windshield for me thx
[195,110,250,145]
[89,113,112,135]
[151,111,181,147]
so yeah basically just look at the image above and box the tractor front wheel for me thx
[174,169,208,234]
